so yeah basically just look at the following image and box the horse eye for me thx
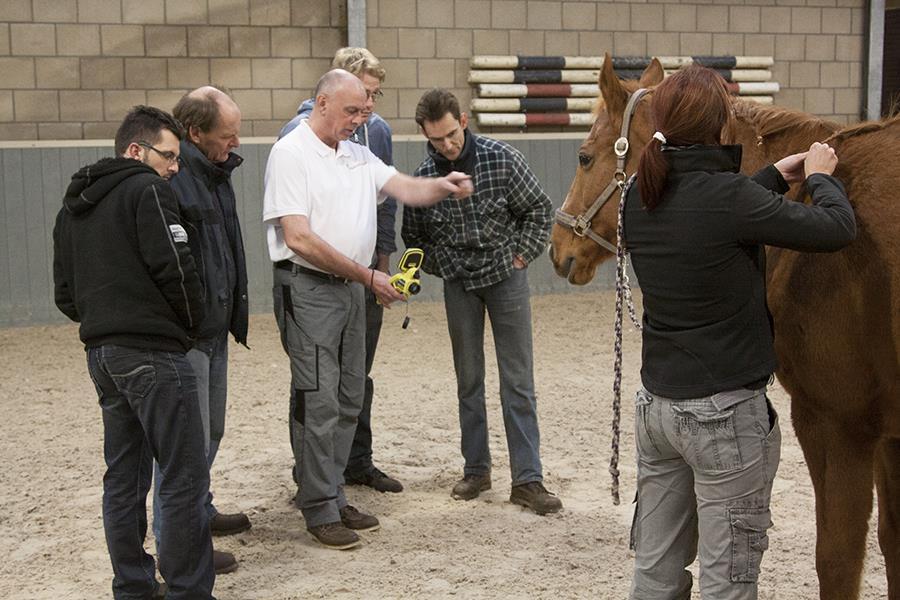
[578,153,593,167]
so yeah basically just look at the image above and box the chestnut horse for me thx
[549,56,900,600]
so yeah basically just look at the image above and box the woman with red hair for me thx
[624,65,856,599]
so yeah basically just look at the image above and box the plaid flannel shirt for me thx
[402,134,552,291]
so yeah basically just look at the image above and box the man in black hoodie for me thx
[53,106,215,600]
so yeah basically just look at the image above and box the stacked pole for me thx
[468,56,780,128]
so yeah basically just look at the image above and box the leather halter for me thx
[555,88,650,254]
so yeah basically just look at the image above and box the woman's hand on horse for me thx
[774,151,809,184]
[803,142,839,178]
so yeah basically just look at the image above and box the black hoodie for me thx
[53,157,206,352]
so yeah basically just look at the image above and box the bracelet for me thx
[369,268,375,289]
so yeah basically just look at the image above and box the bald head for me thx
[314,69,365,102]
[173,85,242,163]
[308,69,369,149]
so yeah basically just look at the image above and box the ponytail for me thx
[634,65,733,212]
[636,136,669,211]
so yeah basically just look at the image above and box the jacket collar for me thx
[662,144,743,174]
[180,140,243,187]
[428,129,477,176]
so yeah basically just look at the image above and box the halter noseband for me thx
[555,88,650,254]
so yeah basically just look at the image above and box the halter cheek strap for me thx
[554,88,651,254]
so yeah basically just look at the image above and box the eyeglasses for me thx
[366,89,384,101]
[138,141,180,165]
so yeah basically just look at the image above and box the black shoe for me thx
[307,521,362,550]
[345,466,403,493]
[339,505,380,531]
[214,549,239,574]
[510,481,563,515]
[210,511,251,536]
[451,473,491,500]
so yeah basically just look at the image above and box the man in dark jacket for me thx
[150,86,249,575]
[279,48,403,494]
[53,106,215,599]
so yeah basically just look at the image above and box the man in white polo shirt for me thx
[263,69,472,550]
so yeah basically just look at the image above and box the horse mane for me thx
[731,100,841,143]
[825,113,900,144]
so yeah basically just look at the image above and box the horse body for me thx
[550,55,899,599]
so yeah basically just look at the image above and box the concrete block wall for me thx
[0,0,868,140]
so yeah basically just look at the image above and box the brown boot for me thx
[510,481,562,515]
[451,473,491,500]
[339,505,380,532]
[214,549,239,574]
[210,511,251,536]
[307,522,362,550]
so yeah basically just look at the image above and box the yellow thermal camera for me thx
[389,248,424,298]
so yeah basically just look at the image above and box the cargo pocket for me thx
[728,507,771,583]
[672,402,742,473]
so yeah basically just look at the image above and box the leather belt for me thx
[275,260,350,284]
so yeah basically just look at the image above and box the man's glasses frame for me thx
[138,140,181,165]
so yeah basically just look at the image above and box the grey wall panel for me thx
[1,137,618,327]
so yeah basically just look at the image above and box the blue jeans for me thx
[443,268,543,485]
[153,333,228,542]
[87,345,214,600]
[630,387,781,600]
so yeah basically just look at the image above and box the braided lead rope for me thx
[610,173,641,506]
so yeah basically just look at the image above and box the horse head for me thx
[550,54,664,284]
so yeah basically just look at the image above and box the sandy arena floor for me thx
[0,290,888,599]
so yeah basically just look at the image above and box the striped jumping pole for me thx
[468,69,773,84]
[475,112,596,127]
[471,97,597,112]
[476,81,780,98]
[470,55,775,70]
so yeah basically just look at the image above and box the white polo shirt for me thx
[263,120,397,269]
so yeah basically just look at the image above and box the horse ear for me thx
[599,52,628,118]
[639,58,665,87]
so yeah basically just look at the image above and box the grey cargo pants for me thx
[630,387,781,600]
[273,266,366,528]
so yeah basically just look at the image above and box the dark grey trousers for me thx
[273,267,366,528]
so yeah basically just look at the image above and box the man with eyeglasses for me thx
[149,86,249,576]
[53,105,215,598]
[279,48,404,496]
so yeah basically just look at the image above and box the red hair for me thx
[637,65,733,211]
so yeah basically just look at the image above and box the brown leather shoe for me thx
[307,521,362,550]
[451,473,491,500]
[510,481,562,515]
[339,505,380,531]
[345,466,404,493]
[214,549,239,574]
[210,511,251,536]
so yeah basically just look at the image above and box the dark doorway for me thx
[884,6,900,115]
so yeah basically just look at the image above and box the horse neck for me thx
[729,101,842,175]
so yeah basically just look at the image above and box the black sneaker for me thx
[451,473,491,500]
[339,505,380,531]
[510,481,562,515]
[210,511,251,536]
[214,549,239,574]
[307,522,362,550]
[345,466,403,493]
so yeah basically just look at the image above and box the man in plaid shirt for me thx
[402,89,562,515]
